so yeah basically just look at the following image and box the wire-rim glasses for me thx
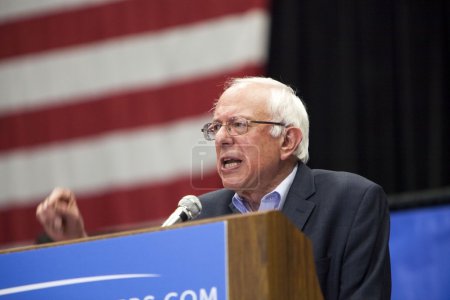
[201,117,286,141]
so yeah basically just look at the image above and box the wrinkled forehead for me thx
[213,84,271,120]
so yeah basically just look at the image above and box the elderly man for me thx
[37,77,391,299]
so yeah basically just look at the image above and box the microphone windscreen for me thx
[178,195,202,219]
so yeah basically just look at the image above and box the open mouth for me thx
[221,157,243,169]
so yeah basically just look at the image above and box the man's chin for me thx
[221,177,257,191]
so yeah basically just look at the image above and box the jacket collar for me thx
[281,162,316,230]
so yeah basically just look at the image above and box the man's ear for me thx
[280,127,302,161]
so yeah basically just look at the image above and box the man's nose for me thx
[215,125,232,144]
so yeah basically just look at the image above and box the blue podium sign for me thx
[0,222,227,300]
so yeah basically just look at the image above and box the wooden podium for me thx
[0,211,323,300]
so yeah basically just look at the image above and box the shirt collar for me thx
[232,164,298,213]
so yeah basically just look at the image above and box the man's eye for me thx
[232,121,247,129]
[210,123,222,132]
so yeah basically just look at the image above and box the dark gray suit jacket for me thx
[197,162,391,300]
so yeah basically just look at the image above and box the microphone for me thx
[161,195,202,227]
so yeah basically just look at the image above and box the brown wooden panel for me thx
[227,211,323,300]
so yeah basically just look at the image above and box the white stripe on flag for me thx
[0,0,123,23]
[0,115,217,207]
[0,9,268,114]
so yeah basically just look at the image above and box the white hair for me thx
[223,77,310,163]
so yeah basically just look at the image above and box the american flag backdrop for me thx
[0,0,269,247]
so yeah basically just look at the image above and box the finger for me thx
[36,200,51,223]
[54,200,79,216]
[44,190,73,212]
[41,198,50,210]
[38,205,61,229]
[52,216,64,232]
[36,201,43,217]
[37,197,55,217]
[48,187,69,201]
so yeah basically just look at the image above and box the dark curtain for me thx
[268,0,450,194]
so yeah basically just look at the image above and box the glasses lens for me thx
[229,118,248,135]
[202,123,218,140]
[202,118,250,140]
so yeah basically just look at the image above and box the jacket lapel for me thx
[282,163,316,231]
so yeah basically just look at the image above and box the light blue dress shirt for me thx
[231,165,298,213]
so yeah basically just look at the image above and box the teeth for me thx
[224,162,239,169]
[223,158,241,169]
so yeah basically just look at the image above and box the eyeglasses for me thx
[201,117,286,141]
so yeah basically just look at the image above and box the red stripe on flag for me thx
[0,0,267,60]
[0,65,264,153]
[0,172,222,245]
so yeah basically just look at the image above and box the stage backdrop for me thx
[268,0,450,194]
[0,0,270,247]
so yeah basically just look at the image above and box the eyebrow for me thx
[212,115,253,122]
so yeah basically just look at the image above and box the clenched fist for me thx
[36,187,87,241]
